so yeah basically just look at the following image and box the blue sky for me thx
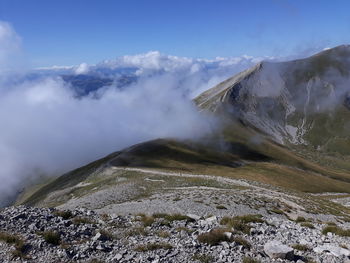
[1,0,349,66]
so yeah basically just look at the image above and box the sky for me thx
[0,0,349,67]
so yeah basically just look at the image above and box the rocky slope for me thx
[196,45,350,150]
[0,206,349,263]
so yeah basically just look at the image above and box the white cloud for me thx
[0,21,23,76]
[0,21,271,205]
[0,74,217,205]
[97,51,268,73]
[36,51,268,100]
[0,22,226,205]
[75,62,90,74]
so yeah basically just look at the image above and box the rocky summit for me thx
[0,206,349,263]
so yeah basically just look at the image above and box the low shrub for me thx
[140,215,155,227]
[270,208,284,215]
[292,244,310,251]
[98,229,114,240]
[175,227,194,233]
[152,213,168,218]
[125,227,148,237]
[41,231,61,246]
[156,230,170,238]
[0,232,22,245]
[197,228,231,245]
[53,210,73,220]
[233,236,251,249]
[220,214,264,234]
[322,225,350,237]
[73,217,95,225]
[295,216,306,223]
[0,232,28,258]
[192,253,214,263]
[300,222,315,229]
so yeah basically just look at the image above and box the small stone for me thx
[222,241,230,249]
[224,232,232,239]
[114,253,123,260]
[28,223,36,231]
[96,244,104,250]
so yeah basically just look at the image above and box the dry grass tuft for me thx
[197,228,231,245]
[220,214,264,234]
[322,225,350,236]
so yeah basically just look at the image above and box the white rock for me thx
[313,244,350,257]
[299,239,313,247]
[114,253,123,261]
[205,216,217,223]
[221,241,230,249]
[186,214,200,220]
[199,215,217,226]
[92,232,102,241]
[224,232,232,239]
[264,240,294,260]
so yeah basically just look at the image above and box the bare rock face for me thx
[195,45,350,149]
[264,240,294,260]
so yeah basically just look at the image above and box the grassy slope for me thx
[22,118,350,207]
[23,152,120,206]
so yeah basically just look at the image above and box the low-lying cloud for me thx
[0,74,217,205]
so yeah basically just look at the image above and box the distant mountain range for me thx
[31,51,264,98]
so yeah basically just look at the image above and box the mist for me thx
[0,21,264,205]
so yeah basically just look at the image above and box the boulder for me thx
[313,244,350,257]
[205,216,217,223]
[264,240,294,260]
[186,214,201,221]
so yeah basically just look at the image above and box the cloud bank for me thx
[0,21,269,205]
[0,22,248,205]
[0,74,217,205]
[39,51,270,98]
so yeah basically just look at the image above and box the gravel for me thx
[0,205,349,262]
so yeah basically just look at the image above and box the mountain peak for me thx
[196,47,350,152]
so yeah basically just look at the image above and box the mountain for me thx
[61,74,136,97]
[17,47,350,221]
[29,51,263,99]
[196,45,350,172]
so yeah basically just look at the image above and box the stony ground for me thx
[52,167,349,223]
[0,206,349,263]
